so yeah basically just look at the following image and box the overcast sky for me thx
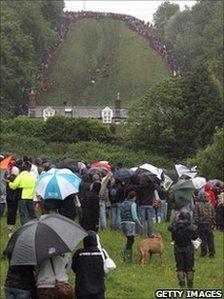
[64,1,197,23]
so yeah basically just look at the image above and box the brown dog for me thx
[138,234,164,266]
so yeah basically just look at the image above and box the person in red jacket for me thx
[204,183,217,207]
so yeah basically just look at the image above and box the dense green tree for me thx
[164,9,203,74]
[0,3,37,114]
[124,64,223,159]
[163,0,223,81]
[6,1,56,58]
[153,1,180,41]
[181,63,223,151]
[187,126,224,180]
[124,78,185,158]
[41,0,65,28]
[0,0,64,116]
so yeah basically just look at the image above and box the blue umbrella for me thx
[114,168,134,180]
[36,168,81,200]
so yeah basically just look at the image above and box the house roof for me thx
[29,106,128,118]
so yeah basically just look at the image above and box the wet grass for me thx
[0,216,223,299]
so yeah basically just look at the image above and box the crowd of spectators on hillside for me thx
[36,23,69,93]
[36,11,177,95]
[65,11,176,73]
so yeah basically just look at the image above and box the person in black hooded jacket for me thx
[80,182,101,232]
[72,231,105,299]
[168,212,198,289]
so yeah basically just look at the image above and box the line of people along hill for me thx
[36,11,177,95]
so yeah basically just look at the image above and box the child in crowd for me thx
[120,190,143,263]
[168,212,198,288]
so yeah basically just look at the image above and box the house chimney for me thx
[114,92,121,119]
[28,90,37,108]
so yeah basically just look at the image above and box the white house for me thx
[43,106,55,121]
[101,106,114,124]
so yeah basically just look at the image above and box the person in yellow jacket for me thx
[5,161,37,225]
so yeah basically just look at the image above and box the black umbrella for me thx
[163,169,179,183]
[114,168,134,181]
[86,167,107,177]
[37,155,51,164]
[56,158,79,173]
[4,214,87,266]
[135,172,157,186]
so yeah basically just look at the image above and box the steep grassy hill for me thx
[39,18,169,106]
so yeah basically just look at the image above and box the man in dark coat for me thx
[80,182,101,232]
[58,194,77,221]
[72,231,105,299]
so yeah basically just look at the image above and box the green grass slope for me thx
[0,217,223,299]
[39,18,169,106]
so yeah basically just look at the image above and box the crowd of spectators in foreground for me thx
[1,153,223,298]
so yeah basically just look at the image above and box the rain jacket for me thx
[204,184,217,206]
[168,219,198,253]
[9,170,37,200]
[81,189,100,231]
[72,231,105,296]
[193,195,215,226]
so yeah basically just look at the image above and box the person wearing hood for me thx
[72,231,105,299]
[193,193,215,258]
[80,182,101,232]
[168,212,198,289]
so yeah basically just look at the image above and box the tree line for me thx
[1,0,64,116]
[122,1,223,168]
[153,1,223,83]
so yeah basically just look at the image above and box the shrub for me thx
[1,133,46,158]
[187,126,224,180]
[43,116,114,144]
[1,117,44,138]
[67,141,171,168]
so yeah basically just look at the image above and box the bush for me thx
[0,133,69,161]
[1,117,44,138]
[67,141,171,168]
[1,133,47,158]
[187,126,224,180]
[43,116,114,144]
